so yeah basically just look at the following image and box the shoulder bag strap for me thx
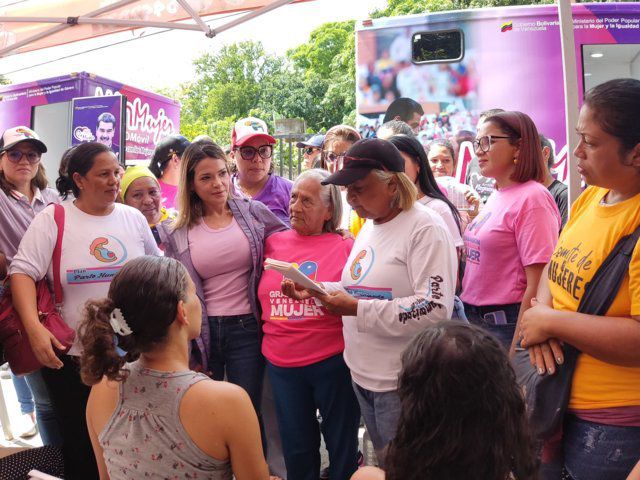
[52,203,65,305]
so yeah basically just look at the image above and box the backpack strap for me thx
[52,204,65,306]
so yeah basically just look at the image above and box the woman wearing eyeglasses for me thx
[230,117,293,226]
[320,125,366,236]
[0,126,62,447]
[460,112,560,349]
[158,141,288,449]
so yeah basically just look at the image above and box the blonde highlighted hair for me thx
[372,169,418,211]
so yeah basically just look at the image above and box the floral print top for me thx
[99,361,232,479]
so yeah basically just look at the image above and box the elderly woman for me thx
[120,165,173,247]
[258,169,360,480]
[284,139,458,465]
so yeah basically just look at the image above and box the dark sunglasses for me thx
[302,147,317,155]
[4,150,41,164]
[236,145,273,161]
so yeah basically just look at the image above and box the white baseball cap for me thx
[231,117,275,148]
[0,126,47,153]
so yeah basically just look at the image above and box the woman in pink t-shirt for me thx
[461,111,560,348]
[258,169,360,480]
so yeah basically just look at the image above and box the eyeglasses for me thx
[236,145,273,161]
[472,135,512,153]
[322,151,346,164]
[4,150,41,164]
[303,147,317,156]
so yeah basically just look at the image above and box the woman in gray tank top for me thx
[78,256,271,480]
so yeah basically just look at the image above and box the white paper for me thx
[264,258,326,295]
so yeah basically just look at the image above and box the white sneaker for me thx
[19,413,38,439]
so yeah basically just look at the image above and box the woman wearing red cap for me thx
[230,117,293,226]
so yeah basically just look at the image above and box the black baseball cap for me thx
[296,134,325,149]
[321,138,405,186]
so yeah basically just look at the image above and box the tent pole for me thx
[212,0,296,36]
[0,0,139,57]
[176,0,215,37]
[557,0,581,210]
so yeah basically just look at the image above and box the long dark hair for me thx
[79,256,190,385]
[389,134,462,234]
[55,142,112,200]
[385,322,538,480]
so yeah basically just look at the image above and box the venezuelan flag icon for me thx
[501,22,513,32]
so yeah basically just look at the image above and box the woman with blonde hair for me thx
[284,138,458,466]
[158,141,287,425]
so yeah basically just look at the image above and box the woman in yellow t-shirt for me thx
[517,79,640,480]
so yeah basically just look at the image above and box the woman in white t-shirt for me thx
[10,141,160,479]
[284,138,457,466]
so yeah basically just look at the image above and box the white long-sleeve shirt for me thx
[325,204,457,392]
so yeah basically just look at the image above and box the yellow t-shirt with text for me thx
[548,186,640,410]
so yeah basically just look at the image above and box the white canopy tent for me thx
[0,0,305,57]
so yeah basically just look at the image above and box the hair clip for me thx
[110,307,133,336]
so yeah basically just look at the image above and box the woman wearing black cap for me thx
[282,138,458,466]
[149,134,191,212]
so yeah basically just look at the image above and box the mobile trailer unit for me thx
[0,71,181,184]
[355,3,640,183]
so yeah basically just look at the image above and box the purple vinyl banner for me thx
[71,95,125,161]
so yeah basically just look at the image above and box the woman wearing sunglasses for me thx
[231,117,293,226]
[0,126,61,447]
[320,125,366,236]
[460,112,560,349]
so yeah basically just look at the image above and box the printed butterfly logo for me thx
[90,237,117,263]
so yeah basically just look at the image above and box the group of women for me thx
[0,78,637,480]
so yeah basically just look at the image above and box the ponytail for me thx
[78,256,190,385]
[79,299,134,385]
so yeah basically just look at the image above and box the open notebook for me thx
[264,259,326,295]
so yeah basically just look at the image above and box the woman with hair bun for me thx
[81,256,270,480]
[519,78,640,480]
[10,141,160,479]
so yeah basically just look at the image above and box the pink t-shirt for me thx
[258,230,354,367]
[158,180,178,212]
[461,180,560,306]
[189,217,252,316]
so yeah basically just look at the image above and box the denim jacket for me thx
[158,197,288,372]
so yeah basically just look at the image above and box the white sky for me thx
[0,0,387,91]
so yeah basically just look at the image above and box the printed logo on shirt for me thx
[349,247,374,284]
[67,235,129,285]
[397,275,445,324]
[296,261,319,281]
[345,286,392,301]
[268,260,322,320]
[90,237,118,263]
[548,241,592,301]
[464,236,481,265]
[268,291,325,321]
[466,211,492,234]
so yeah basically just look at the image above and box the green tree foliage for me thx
[371,0,553,17]
[176,0,564,142]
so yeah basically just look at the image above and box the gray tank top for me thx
[99,361,232,479]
